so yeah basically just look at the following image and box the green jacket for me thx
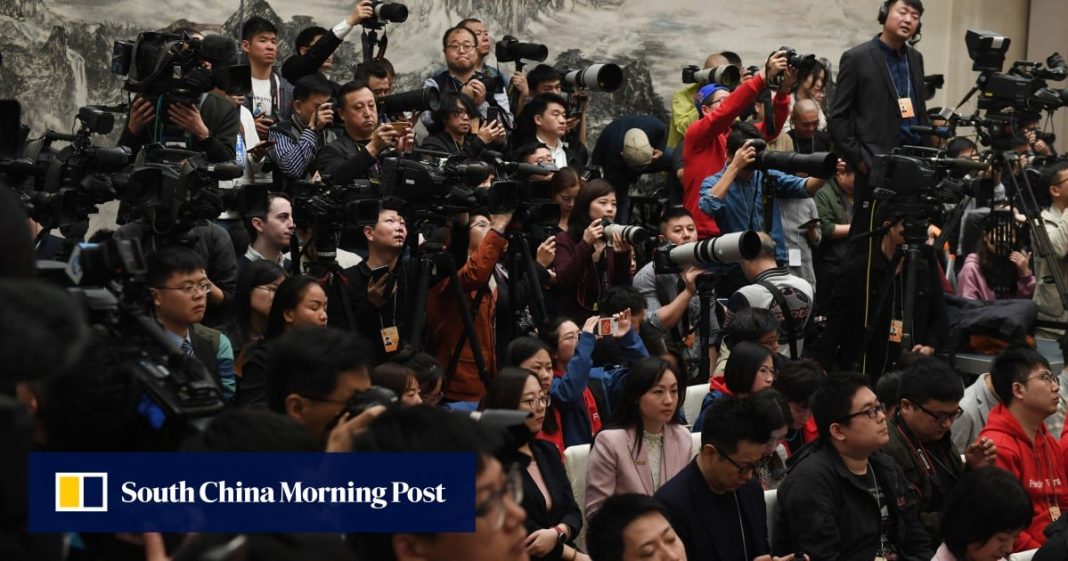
[813,180,853,277]
[884,415,965,545]
[667,84,700,149]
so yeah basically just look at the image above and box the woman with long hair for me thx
[957,218,1035,300]
[553,179,634,322]
[693,341,775,431]
[234,276,328,407]
[226,259,285,369]
[552,167,583,233]
[370,362,423,407]
[481,369,588,561]
[585,357,691,518]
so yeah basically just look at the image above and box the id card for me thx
[380,326,400,353]
[788,248,802,268]
[1052,505,1062,521]
[889,319,903,344]
[898,97,915,119]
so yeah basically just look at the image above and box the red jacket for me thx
[432,229,508,402]
[681,74,791,238]
[979,403,1068,550]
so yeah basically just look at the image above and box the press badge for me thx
[889,320,903,344]
[788,248,802,268]
[898,97,915,119]
[381,326,400,353]
[1052,504,1062,521]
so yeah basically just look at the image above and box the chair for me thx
[684,384,710,428]
[691,432,702,457]
[764,489,777,545]
[1009,549,1038,561]
[563,444,591,550]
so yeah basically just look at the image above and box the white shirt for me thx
[250,77,273,117]
[537,135,568,169]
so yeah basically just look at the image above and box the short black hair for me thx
[525,92,569,118]
[355,59,391,81]
[512,141,550,164]
[884,0,925,19]
[811,372,870,441]
[945,137,978,158]
[940,467,1032,559]
[505,336,553,368]
[146,246,205,288]
[990,346,1051,405]
[441,25,477,50]
[1041,160,1068,192]
[241,16,277,41]
[587,495,677,561]
[182,409,318,452]
[393,347,442,395]
[526,64,563,92]
[659,205,693,228]
[265,326,371,413]
[899,357,964,405]
[724,341,773,395]
[293,74,334,102]
[727,307,780,347]
[294,25,328,51]
[480,367,536,411]
[337,79,372,109]
[875,369,905,409]
[700,395,775,453]
[726,121,763,154]
[598,285,646,317]
[774,358,823,406]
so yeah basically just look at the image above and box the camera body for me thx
[495,36,548,70]
[364,0,408,28]
[741,139,838,179]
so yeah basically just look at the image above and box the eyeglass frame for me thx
[254,285,278,296]
[154,281,214,296]
[519,394,551,410]
[1022,370,1059,386]
[909,400,964,425]
[709,442,772,476]
[474,464,524,530]
[445,42,477,52]
[835,402,888,424]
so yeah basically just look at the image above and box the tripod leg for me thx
[518,236,550,325]
[441,255,493,391]
[406,256,434,352]
[900,247,920,350]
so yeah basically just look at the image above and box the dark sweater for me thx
[118,91,240,163]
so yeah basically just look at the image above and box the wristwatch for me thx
[555,525,568,544]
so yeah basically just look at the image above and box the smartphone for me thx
[716,298,730,309]
[486,106,504,125]
[389,120,413,136]
[798,217,820,229]
[596,317,619,336]
[249,140,275,153]
[370,266,391,283]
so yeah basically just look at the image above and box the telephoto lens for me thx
[669,231,762,265]
[602,220,651,244]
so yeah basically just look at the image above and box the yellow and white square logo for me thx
[55,473,108,512]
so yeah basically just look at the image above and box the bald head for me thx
[704,53,730,69]
[791,98,821,140]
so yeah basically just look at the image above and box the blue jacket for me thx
[552,330,649,448]
[699,164,811,264]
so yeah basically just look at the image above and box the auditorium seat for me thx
[684,384,709,428]
[563,443,591,550]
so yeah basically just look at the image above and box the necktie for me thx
[181,338,194,357]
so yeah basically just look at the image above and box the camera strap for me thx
[756,279,798,359]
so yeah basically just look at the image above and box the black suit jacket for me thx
[655,460,769,561]
[517,439,583,561]
[829,37,928,176]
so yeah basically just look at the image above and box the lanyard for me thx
[884,56,912,100]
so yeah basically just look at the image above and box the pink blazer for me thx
[585,425,693,517]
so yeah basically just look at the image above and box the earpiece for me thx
[877,0,890,24]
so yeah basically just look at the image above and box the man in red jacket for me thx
[681,50,794,239]
[980,346,1068,551]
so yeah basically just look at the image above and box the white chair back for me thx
[684,384,710,428]
[1009,549,1038,561]
[563,444,591,550]
[764,489,777,545]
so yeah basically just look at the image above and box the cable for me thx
[861,200,879,374]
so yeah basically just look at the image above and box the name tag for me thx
[898,97,915,119]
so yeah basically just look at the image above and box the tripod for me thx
[695,272,718,384]
[300,224,357,332]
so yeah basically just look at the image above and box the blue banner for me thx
[29,452,476,533]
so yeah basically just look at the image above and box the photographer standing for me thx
[241,17,293,139]
[590,116,672,225]
[268,75,337,189]
[319,80,413,185]
[829,0,927,231]
[280,1,375,92]
[424,26,512,128]
[681,50,794,238]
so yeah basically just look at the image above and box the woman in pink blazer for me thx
[585,357,692,518]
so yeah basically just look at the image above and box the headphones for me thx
[878,0,923,45]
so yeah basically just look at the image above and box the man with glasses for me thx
[883,358,996,543]
[775,372,932,561]
[980,346,1068,551]
[350,406,528,561]
[1035,161,1068,338]
[424,25,512,128]
[147,246,237,402]
[656,396,796,561]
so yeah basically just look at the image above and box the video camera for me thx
[377,87,441,116]
[653,231,762,275]
[682,64,741,88]
[966,30,1068,113]
[112,32,251,106]
[744,139,837,178]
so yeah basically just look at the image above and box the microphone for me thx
[910,125,952,138]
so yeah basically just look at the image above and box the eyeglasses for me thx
[254,285,278,296]
[155,281,214,296]
[421,391,444,406]
[446,42,476,52]
[520,394,551,410]
[758,365,777,379]
[711,443,771,476]
[448,109,472,118]
[912,402,964,425]
[836,402,888,423]
[475,464,524,530]
[1023,371,1059,385]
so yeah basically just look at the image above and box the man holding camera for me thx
[682,50,794,238]
[319,80,413,185]
[1035,161,1068,339]
[829,0,927,230]
[281,1,376,92]
[424,26,512,128]
[590,116,672,225]
[268,75,338,189]
[241,17,293,139]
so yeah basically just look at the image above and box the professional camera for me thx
[601,219,651,245]
[966,29,1068,112]
[744,139,837,178]
[377,87,442,116]
[682,64,741,88]
[653,231,762,275]
[562,63,624,93]
[495,36,548,70]
[111,32,251,105]
[768,46,817,89]
[364,0,408,27]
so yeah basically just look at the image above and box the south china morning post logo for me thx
[31,452,475,533]
[55,473,108,512]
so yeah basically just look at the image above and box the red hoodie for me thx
[979,403,1068,551]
